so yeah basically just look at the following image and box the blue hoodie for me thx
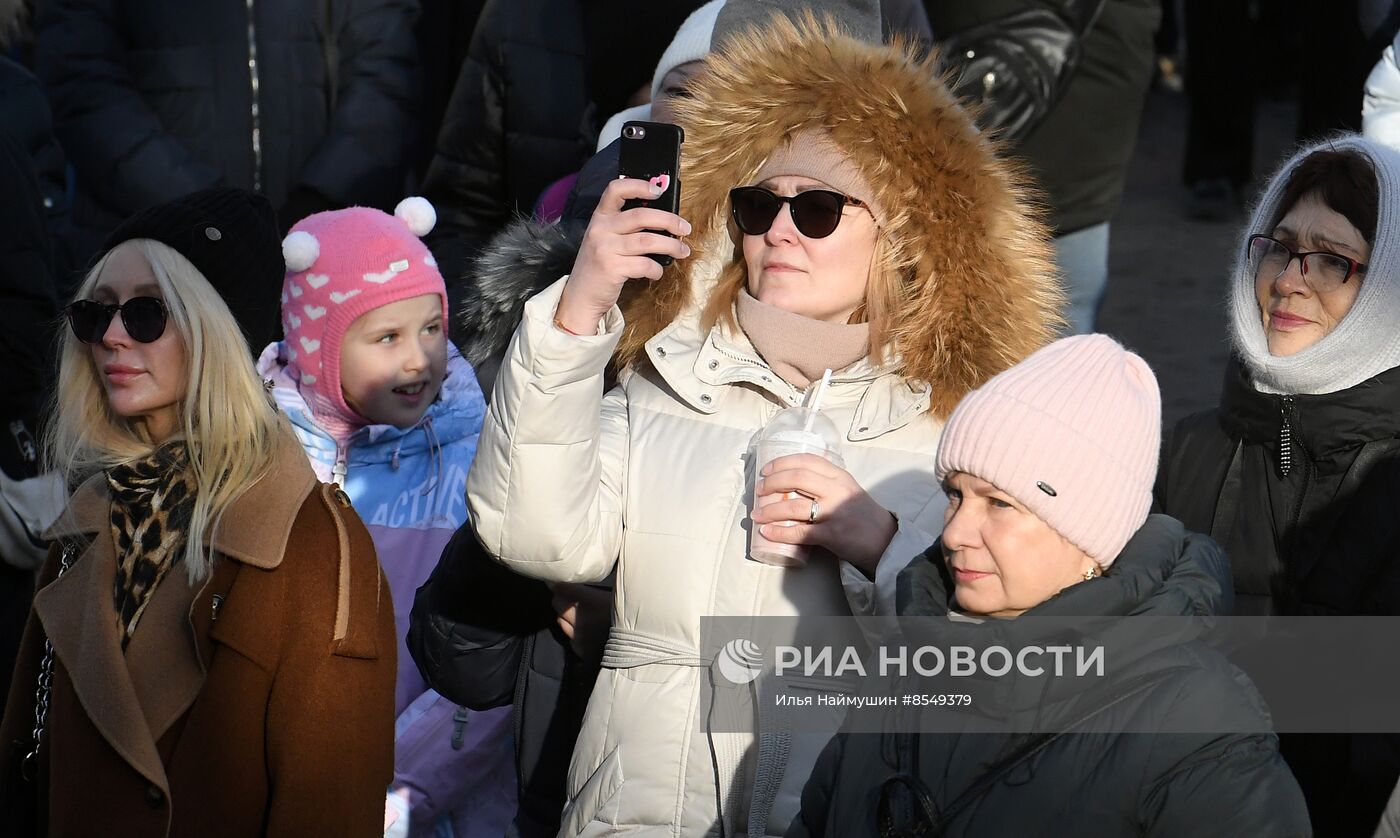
[258,341,515,838]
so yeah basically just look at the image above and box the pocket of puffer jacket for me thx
[562,746,625,836]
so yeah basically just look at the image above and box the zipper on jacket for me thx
[332,442,349,486]
[450,706,470,750]
[1278,396,1295,477]
[710,342,802,404]
[245,0,264,192]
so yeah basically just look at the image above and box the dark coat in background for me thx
[0,55,71,288]
[408,523,604,838]
[0,432,396,836]
[0,55,71,705]
[34,0,420,251]
[788,516,1310,838]
[927,0,1160,235]
[1156,358,1400,834]
[420,0,591,282]
[0,58,63,467]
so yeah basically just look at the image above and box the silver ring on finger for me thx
[808,499,820,524]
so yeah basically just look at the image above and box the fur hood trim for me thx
[456,218,587,367]
[615,15,1065,417]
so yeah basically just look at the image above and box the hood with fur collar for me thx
[616,15,1064,417]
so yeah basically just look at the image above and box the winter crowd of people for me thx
[5,0,1400,835]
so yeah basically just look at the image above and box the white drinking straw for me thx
[803,368,834,433]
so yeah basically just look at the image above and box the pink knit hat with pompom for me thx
[935,334,1161,566]
[280,197,448,436]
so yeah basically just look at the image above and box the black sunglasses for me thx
[729,186,870,240]
[66,297,169,344]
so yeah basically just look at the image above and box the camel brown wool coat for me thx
[0,430,396,837]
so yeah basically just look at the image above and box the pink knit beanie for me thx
[280,198,448,435]
[935,334,1161,566]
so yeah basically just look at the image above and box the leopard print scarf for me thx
[107,442,197,649]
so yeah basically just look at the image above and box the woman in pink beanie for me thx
[789,335,1310,837]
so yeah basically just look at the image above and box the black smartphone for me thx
[617,120,684,267]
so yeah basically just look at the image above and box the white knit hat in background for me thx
[935,334,1162,566]
[650,0,726,99]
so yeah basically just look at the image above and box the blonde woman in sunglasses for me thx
[0,188,395,835]
[466,17,1062,837]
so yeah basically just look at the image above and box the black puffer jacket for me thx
[0,57,67,448]
[419,0,591,281]
[408,523,604,838]
[1156,358,1400,834]
[0,57,70,284]
[788,516,1310,837]
[34,0,420,243]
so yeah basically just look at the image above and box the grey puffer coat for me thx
[788,516,1311,837]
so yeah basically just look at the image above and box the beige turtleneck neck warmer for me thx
[735,289,870,389]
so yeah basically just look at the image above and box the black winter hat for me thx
[103,188,285,354]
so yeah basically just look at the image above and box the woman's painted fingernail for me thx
[681,219,693,235]
[756,478,764,493]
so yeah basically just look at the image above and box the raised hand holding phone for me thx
[556,175,691,335]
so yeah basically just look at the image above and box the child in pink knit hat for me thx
[257,199,515,837]
[277,196,450,443]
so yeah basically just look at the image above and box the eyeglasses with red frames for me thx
[1248,234,1368,293]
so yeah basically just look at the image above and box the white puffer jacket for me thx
[468,18,1062,838]
[1365,43,1400,148]
[468,277,945,837]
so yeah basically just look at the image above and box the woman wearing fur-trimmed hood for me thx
[466,15,1062,837]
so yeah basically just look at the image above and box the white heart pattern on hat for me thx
[363,268,397,284]
[330,289,361,304]
[280,290,288,305]
[288,313,302,329]
[302,373,317,384]
[289,348,298,360]
[306,273,331,289]
[425,255,438,267]
[289,283,304,298]
[300,336,321,353]
[304,304,327,320]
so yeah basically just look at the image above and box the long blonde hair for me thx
[45,239,285,583]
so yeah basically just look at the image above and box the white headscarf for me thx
[1230,135,1400,395]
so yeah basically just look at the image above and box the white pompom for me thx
[282,230,320,272]
[394,196,437,238]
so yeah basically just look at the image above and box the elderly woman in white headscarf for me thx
[1156,135,1400,835]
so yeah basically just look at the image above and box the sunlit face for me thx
[87,243,187,443]
[1255,192,1370,356]
[339,294,447,428]
[940,472,1097,618]
[741,175,879,323]
[649,60,705,125]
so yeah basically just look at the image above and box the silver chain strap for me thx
[20,541,78,781]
